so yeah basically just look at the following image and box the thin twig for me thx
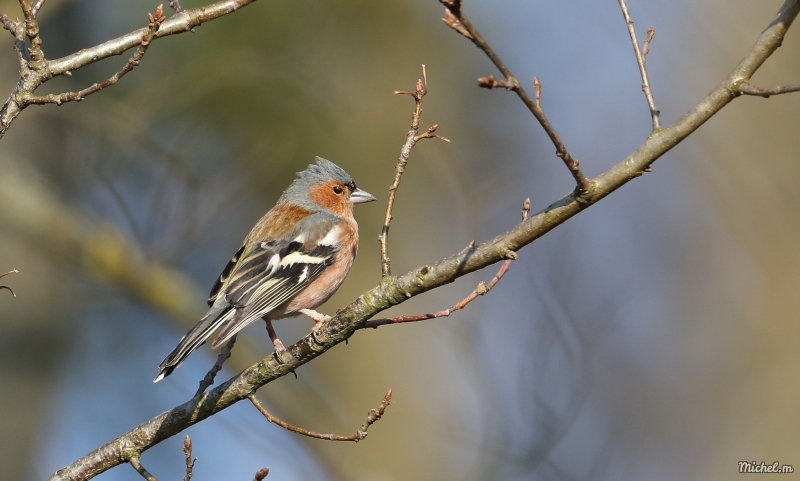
[168,0,183,13]
[17,0,44,64]
[30,0,45,17]
[737,81,800,98]
[26,5,166,106]
[617,0,661,131]
[0,269,18,297]
[379,65,448,277]
[441,2,592,194]
[194,335,236,397]
[248,390,392,442]
[365,199,529,329]
[642,27,655,57]
[1,14,20,36]
[253,468,270,480]
[129,456,159,481]
[182,436,196,481]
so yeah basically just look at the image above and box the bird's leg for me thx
[299,308,332,332]
[264,319,292,363]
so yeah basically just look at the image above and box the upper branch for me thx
[617,0,662,131]
[0,0,261,139]
[48,0,259,75]
[441,2,592,194]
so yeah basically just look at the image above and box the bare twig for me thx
[26,5,166,106]
[0,269,18,297]
[441,2,592,194]
[0,0,261,139]
[253,468,270,480]
[617,0,661,131]
[379,65,448,277]
[1,14,20,36]
[365,199,529,329]
[129,456,159,481]
[642,26,655,57]
[737,81,800,98]
[194,335,237,397]
[182,436,196,481]
[18,0,43,62]
[168,0,183,13]
[30,0,45,17]
[248,390,392,442]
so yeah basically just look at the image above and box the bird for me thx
[155,157,376,382]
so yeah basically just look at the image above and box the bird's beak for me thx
[349,187,377,204]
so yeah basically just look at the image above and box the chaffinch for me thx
[155,157,376,382]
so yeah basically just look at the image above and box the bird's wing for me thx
[208,212,341,347]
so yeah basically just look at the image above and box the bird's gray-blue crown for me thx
[280,157,357,210]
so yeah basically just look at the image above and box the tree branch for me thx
[736,81,800,97]
[26,5,166,106]
[129,456,159,481]
[47,2,800,480]
[617,0,662,130]
[248,390,391,441]
[182,436,196,481]
[0,0,262,139]
[379,65,448,277]
[366,198,528,329]
[0,268,18,297]
[442,1,592,194]
[30,0,45,17]
[194,335,236,396]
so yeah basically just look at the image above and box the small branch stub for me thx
[129,456,159,481]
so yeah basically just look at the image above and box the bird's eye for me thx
[333,185,344,195]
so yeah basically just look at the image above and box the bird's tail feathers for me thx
[154,302,233,382]
[209,308,260,349]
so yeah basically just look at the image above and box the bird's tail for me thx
[154,300,233,382]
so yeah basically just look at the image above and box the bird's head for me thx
[281,157,376,216]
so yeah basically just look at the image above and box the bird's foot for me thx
[299,308,332,332]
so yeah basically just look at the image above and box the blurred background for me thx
[1,0,799,479]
